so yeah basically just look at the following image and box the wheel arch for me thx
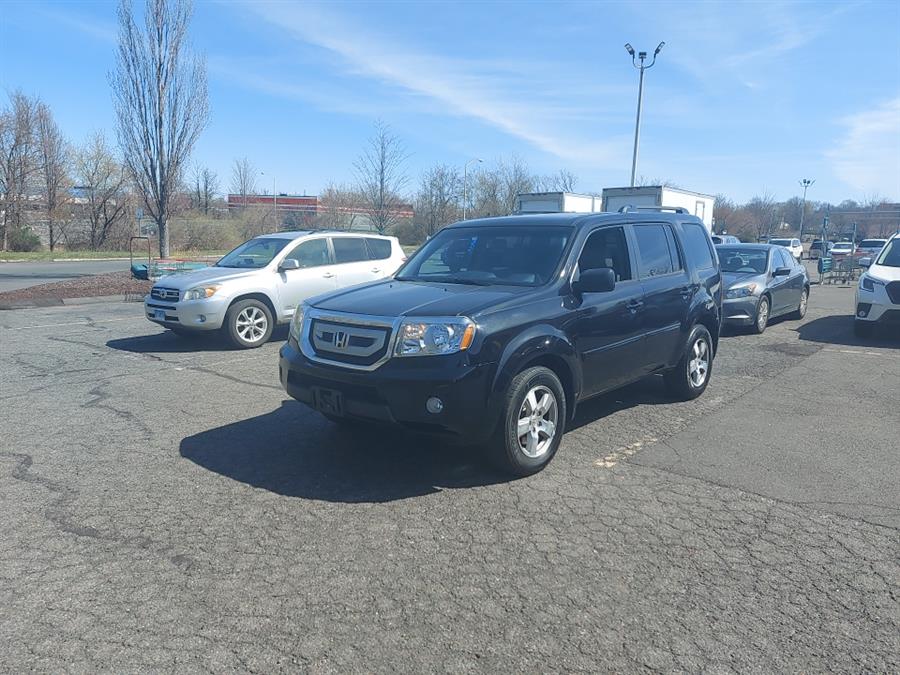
[226,293,278,323]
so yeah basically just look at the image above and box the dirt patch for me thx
[0,271,151,305]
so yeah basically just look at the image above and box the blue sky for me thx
[2,0,899,203]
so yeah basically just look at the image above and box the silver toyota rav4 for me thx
[145,230,406,348]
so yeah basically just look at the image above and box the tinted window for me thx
[718,248,768,274]
[875,239,900,268]
[284,238,330,268]
[332,237,369,264]
[776,248,792,268]
[216,237,293,269]
[633,224,677,277]
[681,223,715,270]
[366,238,392,260]
[579,227,631,281]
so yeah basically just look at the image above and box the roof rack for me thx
[618,205,689,215]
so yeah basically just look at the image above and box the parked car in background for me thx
[146,231,406,348]
[855,233,900,336]
[831,241,856,257]
[717,244,809,334]
[281,211,722,476]
[711,235,741,245]
[857,239,888,258]
[770,237,803,261]
[808,240,833,260]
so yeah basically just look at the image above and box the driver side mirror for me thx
[278,258,301,272]
[573,267,616,294]
[773,266,791,277]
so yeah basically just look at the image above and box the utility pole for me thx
[463,158,482,220]
[798,178,814,241]
[625,41,664,187]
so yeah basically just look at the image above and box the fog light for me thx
[198,314,206,322]
[426,397,444,414]
[856,303,871,318]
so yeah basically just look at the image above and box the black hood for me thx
[310,279,530,318]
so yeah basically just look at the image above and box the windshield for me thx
[717,247,768,274]
[396,226,573,286]
[875,239,900,267]
[860,240,886,248]
[216,237,293,269]
[770,239,791,246]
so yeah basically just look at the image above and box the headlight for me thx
[182,285,220,301]
[725,283,758,299]
[289,304,305,342]
[860,275,884,293]
[394,318,475,357]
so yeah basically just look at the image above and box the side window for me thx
[681,223,715,270]
[284,238,329,268]
[578,227,632,282]
[664,225,683,271]
[781,248,795,268]
[332,237,369,264]
[633,224,676,277]
[365,238,392,261]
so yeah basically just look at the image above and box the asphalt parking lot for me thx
[1,283,898,671]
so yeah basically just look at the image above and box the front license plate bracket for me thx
[313,387,344,416]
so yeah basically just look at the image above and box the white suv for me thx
[145,231,406,348]
[770,237,803,261]
[855,233,900,337]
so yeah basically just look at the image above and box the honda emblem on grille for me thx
[333,331,349,350]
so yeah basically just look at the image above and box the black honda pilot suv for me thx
[280,210,722,475]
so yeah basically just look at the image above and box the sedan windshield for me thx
[875,239,900,268]
[770,239,791,246]
[397,226,573,286]
[216,237,293,268]
[718,247,768,274]
[860,240,886,249]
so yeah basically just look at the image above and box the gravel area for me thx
[0,271,150,304]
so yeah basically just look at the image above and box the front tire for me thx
[664,324,714,400]
[751,295,770,334]
[489,366,566,477]
[224,299,274,349]
[790,287,809,320]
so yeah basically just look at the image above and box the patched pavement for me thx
[1,286,898,671]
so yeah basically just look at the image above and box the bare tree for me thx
[192,164,218,214]
[111,0,209,258]
[75,133,130,250]
[35,102,71,251]
[746,193,778,241]
[416,164,461,237]
[498,156,536,215]
[0,91,39,250]
[317,183,361,230]
[354,120,409,234]
[537,169,578,193]
[230,157,256,207]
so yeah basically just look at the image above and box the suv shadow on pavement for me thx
[795,315,899,349]
[179,400,506,503]
[569,375,674,433]
[106,326,288,354]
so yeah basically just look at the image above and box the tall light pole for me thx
[798,178,814,241]
[462,158,482,220]
[625,41,664,188]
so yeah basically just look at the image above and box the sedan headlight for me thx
[860,275,884,293]
[289,304,305,342]
[394,318,475,357]
[725,283,758,299]
[182,285,221,301]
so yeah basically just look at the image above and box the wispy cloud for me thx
[38,7,117,44]
[826,97,900,199]
[232,1,630,164]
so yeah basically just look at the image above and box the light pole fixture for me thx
[463,158,482,220]
[625,41,664,188]
[798,178,814,240]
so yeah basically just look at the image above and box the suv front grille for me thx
[886,281,900,305]
[309,318,391,367]
[150,287,180,302]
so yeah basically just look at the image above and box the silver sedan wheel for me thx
[516,385,558,459]
[688,337,710,388]
[235,306,268,343]
[798,289,808,317]
[756,298,769,331]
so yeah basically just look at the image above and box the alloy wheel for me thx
[236,306,268,343]
[516,385,558,459]
[757,298,769,331]
[688,337,710,388]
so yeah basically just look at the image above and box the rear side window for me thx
[365,238,392,260]
[681,223,715,270]
[633,224,678,277]
[332,237,368,263]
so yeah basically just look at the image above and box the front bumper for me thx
[144,295,228,331]
[722,296,761,325]
[279,338,498,443]
[855,289,900,326]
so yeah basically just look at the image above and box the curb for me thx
[0,294,141,310]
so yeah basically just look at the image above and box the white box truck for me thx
[601,186,715,231]
[515,192,602,214]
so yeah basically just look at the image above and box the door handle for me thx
[322,272,335,278]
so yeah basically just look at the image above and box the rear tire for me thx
[790,288,809,320]
[664,324,713,401]
[751,295,770,334]
[488,366,566,477]
[224,299,274,349]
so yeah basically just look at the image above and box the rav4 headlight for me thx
[860,275,884,293]
[725,283,758,299]
[289,304,305,342]
[395,318,475,357]
[182,285,221,301]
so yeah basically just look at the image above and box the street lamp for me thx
[625,41,665,188]
[462,158,482,220]
[261,171,277,228]
[798,178,814,241]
